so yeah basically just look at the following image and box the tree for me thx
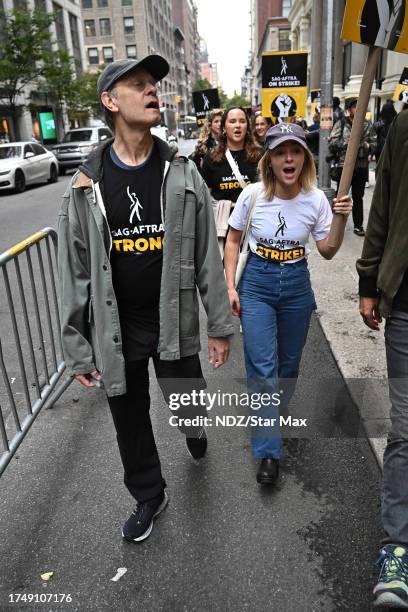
[0,9,55,133]
[71,70,101,115]
[192,78,212,92]
[227,90,250,108]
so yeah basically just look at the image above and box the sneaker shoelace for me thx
[131,502,147,525]
[376,550,408,584]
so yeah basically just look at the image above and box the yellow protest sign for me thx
[393,66,408,101]
[342,0,408,53]
[261,52,308,120]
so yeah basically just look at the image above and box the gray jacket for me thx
[58,137,234,397]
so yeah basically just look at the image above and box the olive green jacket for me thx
[58,137,234,396]
[356,111,408,317]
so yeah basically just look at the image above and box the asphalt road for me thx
[0,140,383,611]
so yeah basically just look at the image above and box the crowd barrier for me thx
[0,228,72,475]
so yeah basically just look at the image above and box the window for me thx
[126,44,137,58]
[32,144,46,155]
[122,0,132,4]
[87,47,99,65]
[343,42,352,88]
[69,13,82,76]
[103,46,113,63]
[53,3,66,49]
[24,144,35,157]
[97,0,108,6]
[98,128,112,140]
[282,0,291,17]
[84,19,96,37]
[82,0,92,7]
[279,28,291,51]
[123,17,134,34]
[99,18,111,36]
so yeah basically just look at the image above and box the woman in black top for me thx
[202,106,262,203]
[190,108,223,172]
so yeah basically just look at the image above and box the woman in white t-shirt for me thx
[224,123,352,485]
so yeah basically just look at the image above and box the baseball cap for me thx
[345,97,358,110]
[97,55,169,95]
[264,123,308,151]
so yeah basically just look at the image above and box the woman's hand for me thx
[228,287,241,317]
[332,195,352,216]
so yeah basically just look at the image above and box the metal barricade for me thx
[0,227,73,475]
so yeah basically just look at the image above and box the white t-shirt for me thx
[228,182,333,264]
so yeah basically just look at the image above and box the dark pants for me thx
[336,166,367,228]
[107,354,206,503]
[382,311,408,546]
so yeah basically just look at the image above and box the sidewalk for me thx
[310,170,389,468]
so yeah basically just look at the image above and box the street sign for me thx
[192,88,220,126]
[393,65,408,101]
[342,0,408,53]
[261,51,308,120]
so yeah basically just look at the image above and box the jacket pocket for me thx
[179,266,199,338]
[88,296,104,372]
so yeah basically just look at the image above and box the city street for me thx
[0,140,384,611]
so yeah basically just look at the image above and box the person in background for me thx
[357,109,408,610]
[329,97,376,237]
[190,108,223,172]
[373,99,397,165]
[333,96,344,124]
[253,113,273,147]
[224,123,352,485]
[201,107,263,255]
[306,110,320,169]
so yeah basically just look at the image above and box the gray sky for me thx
[195,0,250,96]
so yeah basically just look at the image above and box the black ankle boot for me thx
[256,458,279,485]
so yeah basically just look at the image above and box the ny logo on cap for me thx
[280,125,294,134]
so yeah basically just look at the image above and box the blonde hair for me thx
[259,146,317,201]
[197,109,223,144]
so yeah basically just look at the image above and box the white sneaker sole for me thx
[121,492,169,543]
[374,591,408,608]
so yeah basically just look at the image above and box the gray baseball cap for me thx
[264,123,308,151]
[97,55,169,95]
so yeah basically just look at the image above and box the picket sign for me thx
[328,46,381,247]
[328,0,408,247]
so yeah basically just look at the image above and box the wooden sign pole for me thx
[327,45,382,248]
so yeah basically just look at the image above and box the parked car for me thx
[52,126,112,174]
[0,142,59,193]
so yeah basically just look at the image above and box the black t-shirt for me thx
[201,149,259,203]
[103,144,163,360]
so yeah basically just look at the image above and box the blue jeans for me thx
[239,254,316,459]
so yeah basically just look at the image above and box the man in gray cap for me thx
[57,56,233,542]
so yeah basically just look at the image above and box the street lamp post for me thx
[318,0,335,203]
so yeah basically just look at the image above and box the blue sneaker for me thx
[374,544,408,608]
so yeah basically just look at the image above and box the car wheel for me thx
[48,164,58,183]
[14,169,26,193]
[59,167,66,176]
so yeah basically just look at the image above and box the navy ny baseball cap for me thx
[97,55,169,95]
[264,123,308,151]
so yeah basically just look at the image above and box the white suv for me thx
[52,126,112,174]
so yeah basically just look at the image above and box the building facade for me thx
[247,0,292,106]
[81,0,179,129]
[0,0,86,141]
